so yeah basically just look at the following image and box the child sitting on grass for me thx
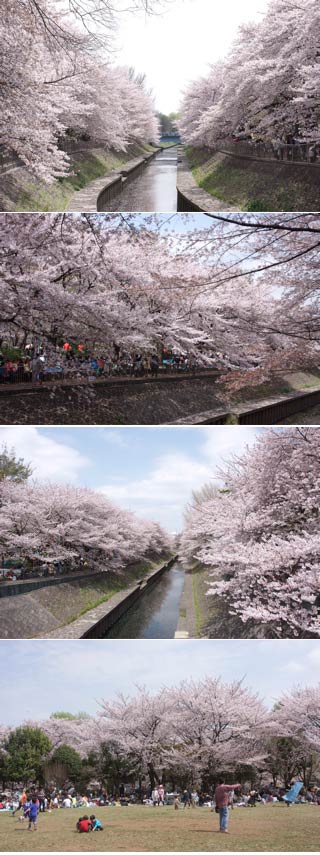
[77,815,92,833]
[90,814,103,831]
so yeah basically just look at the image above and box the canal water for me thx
[101,148,178,212]
[102,561,185,638]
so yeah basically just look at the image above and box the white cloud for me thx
[0,427,88,484]
[307,647,320,667]
[279,660,304,674]
[99,450,216,523]
[101,429,128,447]
[98,427,260,529]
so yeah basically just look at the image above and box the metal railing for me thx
[0,361,224,388]
[220,139,320,165]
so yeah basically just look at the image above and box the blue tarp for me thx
[283,782,304,803]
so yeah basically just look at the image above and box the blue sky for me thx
[0,426,263,531]
[0,639,319,725]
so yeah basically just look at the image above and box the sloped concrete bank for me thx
[67,149,161,212]
[0,570,102,599]
[176,149,236,212]
[172,384,320,425]
[42,556,177,639]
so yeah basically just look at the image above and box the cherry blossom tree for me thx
[0,479,171,570]
[1,680,319,788]
[180,427,320,637]
[272,685,320,753]
[167,677,266,779]
[99,686,172,788]
[179,0,320,146]
[1,1,160,180]
[2,212,320,394]
[98,678,267,785]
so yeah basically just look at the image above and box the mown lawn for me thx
[0,803,319,851]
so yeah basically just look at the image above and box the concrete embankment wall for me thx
[0,571,102,599]
[68,149,161,213]
[43,556,177,639]
[173,386,320,425]
[2,372,320,425]
[81,555,177,638]
[176,149,228,212]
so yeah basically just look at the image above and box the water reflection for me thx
[102,562,185,638]
[101,148,178,212]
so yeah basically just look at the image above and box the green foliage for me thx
[0,444,32,483]
[98,743,138,793]
[224,413,239,424]
[51,745,83,781]
[50,711,90,720]
[5,726,52,785]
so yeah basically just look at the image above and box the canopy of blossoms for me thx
[1,1,161,181]
[180,427,320,638]
[2,212,320,389]
[179,0,320,147]
[0,478,171,570]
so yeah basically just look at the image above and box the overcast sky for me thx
[0,425,263,531]
[1,639,319,725]
[114,0,270,112]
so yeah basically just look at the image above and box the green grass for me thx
[13,143,158,212]
[0,804,318,851]
[14,151,128,212]
[50,560,163,628]
[185,147,320,211]
[192,573,203,636]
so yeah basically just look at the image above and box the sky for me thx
[114,0,270,112]
[0,425,263,531]
[1,639,319,725]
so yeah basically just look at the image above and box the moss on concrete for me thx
[185,146,320,211]
[1,144,157,212]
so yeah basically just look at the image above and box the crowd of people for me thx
[2,782,319,814]
[1,781,319,837]
[0,556,93,584]
[0,342,257,387]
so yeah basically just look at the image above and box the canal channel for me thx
[102,561,185,638]
[101,147,178,212]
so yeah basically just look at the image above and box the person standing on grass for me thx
[214,779,241,833]
[27,796,40,831]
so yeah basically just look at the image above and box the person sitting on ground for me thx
[90,814,103,830]
[77,815,92,833]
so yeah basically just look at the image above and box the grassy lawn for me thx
[0,804,318,851]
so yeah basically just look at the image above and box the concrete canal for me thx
[102,561,185,638]
[101,147,178,212]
